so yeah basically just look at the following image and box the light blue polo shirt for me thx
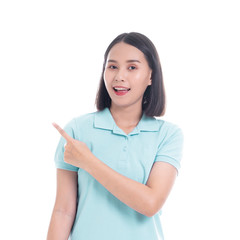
[54,107,183,240]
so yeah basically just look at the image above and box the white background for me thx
[1,0,239,239]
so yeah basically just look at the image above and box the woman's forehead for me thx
[107,42,145,62]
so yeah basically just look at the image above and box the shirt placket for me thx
[118,135,129,170]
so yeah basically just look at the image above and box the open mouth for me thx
[113,87,131,96]
[113,87,131,92]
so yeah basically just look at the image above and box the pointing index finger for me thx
[52,122,72,142]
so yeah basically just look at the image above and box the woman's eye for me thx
[129,66,136,70]
[109,65,117,69]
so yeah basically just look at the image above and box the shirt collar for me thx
[94,107,159,136]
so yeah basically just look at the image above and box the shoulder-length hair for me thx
[95,32,166,117]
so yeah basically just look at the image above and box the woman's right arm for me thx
[47,169,78,240]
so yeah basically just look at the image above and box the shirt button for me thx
[123,146,127,151]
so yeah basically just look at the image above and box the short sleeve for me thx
[54,119,79,172]
[154,126,184,172]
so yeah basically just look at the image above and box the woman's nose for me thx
[114,69,126,82]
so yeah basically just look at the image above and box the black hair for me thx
[95,32,166,117]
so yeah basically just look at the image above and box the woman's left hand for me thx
[52,122,93,169]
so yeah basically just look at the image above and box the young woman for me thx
[47,32,183,240]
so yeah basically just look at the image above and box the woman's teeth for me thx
[113,87,130,91]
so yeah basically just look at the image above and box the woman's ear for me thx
[148,70,152,86]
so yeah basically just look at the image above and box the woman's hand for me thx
[52,122,93,169]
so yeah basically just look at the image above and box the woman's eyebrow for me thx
[107,59,141,63]
[127,60,141,63]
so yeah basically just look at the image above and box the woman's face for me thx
[104,42,152,110]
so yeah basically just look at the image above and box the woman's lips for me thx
[114,90,129,96]
[113,87,131,96]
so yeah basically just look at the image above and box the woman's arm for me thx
[85,155,177,217]
[47,169,78,240]
[52,123,178,217]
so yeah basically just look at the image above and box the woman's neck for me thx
[109,105,143,128]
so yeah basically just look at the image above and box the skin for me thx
[47,169,77,240]
[47,42,177,239]
[104,42,152,131]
